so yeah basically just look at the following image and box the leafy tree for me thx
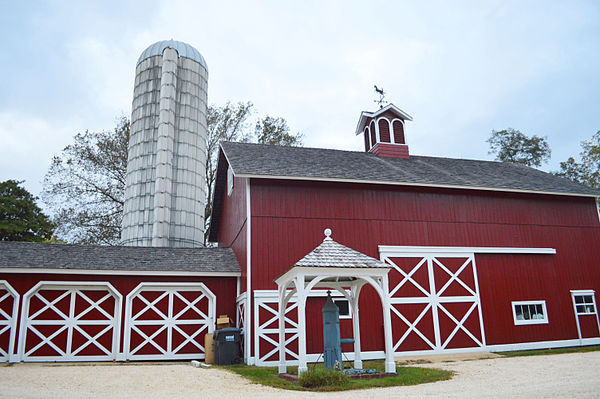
[555,130,600,189]
[0,180,54,242]
[42,117,129,245]
[43,102,302,245]
[487,128,551,167]
[255,116,303,146]
[204,101,253,244]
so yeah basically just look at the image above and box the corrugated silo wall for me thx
[122,48,208,247]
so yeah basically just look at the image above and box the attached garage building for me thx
[0,242,240,362]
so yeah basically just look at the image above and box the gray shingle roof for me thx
[220,141,600,197]
[294,231,388,269]
[0,242,240,274]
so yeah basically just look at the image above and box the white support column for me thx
[351,283,363,369]
[381,275,396,374]
[296,275,308,375]
[278,285,287,374]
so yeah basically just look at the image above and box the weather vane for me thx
[374,85,388,108]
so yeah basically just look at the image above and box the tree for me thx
[255,116,303,147]
[0,180,54,242]
[204,101,253,244]
[43,102,302,245]
[42,117,129,245]
[555,130,600,189]
[487,128,551,167]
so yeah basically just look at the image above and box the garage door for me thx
[123,282,216,361]
[0,281,19,362]
[17,282,122,362]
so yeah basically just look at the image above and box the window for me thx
[333,299,351,319]
[227,166,234,196]
[573,293,596,315]
[512,301,548,325]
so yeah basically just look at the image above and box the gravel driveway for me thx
[1,351,598,399]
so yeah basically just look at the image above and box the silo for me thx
[121,40,208,247]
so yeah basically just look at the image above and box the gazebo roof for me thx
[294,229,389,269]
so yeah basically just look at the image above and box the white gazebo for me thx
[275,229,396,375]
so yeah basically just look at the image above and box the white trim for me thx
[355,103,413,135]
[17,281,122,362]
[488,337,600,352]
[379,246,556,255]
[596,197,600,223]
[123,282,216,361]
[0,281,19,362]
[227,165,234,196]
[511,300,549,325]
[0,268,240,277]
[390,118,407,145]
[233,173,598,199]
[245,178,252,364]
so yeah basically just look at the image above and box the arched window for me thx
[378,118,391,143]
[392,120,405,144]
[369,121,377,146]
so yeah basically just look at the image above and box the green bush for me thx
[298,368,349,389]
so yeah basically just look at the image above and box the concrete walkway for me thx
[1,351,598,398]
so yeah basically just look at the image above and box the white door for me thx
[0,281,19,362]
[123,282,216,361]
[18,282,122,362]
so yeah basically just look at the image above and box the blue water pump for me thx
[322,291,342,369]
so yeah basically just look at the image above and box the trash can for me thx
[213,327,242,365]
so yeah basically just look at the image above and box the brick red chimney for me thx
[355,103,413,158]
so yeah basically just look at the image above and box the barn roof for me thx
[0,242,240,275]
[209,141,599,242]
[220,141,599,197]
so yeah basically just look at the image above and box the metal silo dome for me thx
[137,39,208,71]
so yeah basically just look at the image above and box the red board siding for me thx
[217,175,247,291]
[249,179,600,351]
[1,273,238,359]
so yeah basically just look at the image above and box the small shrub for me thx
[298,368,349,389]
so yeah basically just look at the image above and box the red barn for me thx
[209,104,600,367]
[1,103,599,368]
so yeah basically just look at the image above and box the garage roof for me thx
[0,242,240,275]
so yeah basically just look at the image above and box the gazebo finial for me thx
[324,228,332,241]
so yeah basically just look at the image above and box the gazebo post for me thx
[381,274,396,373]
[278,284,287,374]
[351,282,363,369]
[296,274,308,375]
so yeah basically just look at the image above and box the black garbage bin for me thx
[214,327,242,365]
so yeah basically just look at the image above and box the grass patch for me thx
[497,345,600,358]
[222,360,453,391]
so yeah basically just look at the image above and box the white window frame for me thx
[571,290,597,316]
[333,299,352,320]
[227,166,234,196]
[512,300,549,325]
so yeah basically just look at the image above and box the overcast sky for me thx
[1,1,599,201]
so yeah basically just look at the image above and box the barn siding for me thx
[217,175,247,290]
[248,179,600,352]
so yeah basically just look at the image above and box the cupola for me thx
[355,103,413,158]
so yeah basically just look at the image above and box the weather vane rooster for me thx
[374,85,387,108]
